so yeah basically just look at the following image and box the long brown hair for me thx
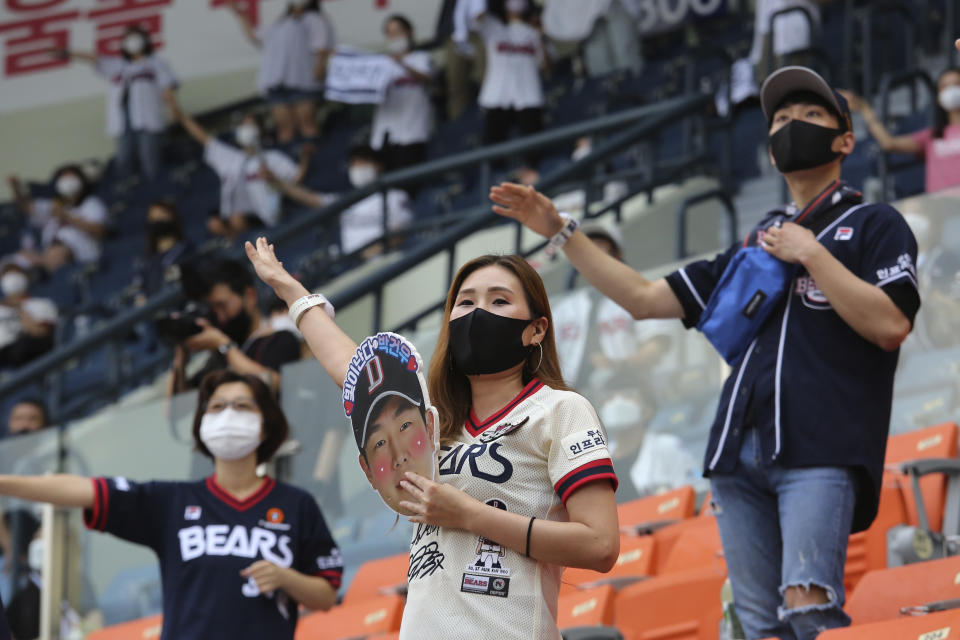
[428,254,570,444]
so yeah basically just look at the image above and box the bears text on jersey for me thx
[178,524,294,566]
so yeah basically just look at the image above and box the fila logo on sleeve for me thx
[834,227,854,241]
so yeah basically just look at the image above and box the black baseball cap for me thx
[761,66,852,131]
[342,333,429,452]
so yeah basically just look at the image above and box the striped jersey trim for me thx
[554,459,618,504]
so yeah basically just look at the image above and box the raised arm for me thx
[837,90,921,155]
[245,238,357,386]
[171,102,211,146]
[262,164,329,208]
[0,474,95,509]
[227,0,261,47]
[490,183,684,320]
[7,175,34,216]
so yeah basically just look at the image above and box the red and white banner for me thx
[0,0,441,114]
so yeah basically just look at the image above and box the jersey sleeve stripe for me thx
[677,268,707,310]
[876,270,918,289]
[314,569,343,588]
[83,477,108,532]
[554,459,618,504]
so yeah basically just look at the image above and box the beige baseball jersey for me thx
[400,379,618,639]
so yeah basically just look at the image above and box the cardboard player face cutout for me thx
[343,332,439,514]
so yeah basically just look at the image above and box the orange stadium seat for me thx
[657,517,724,575]
[558,585,617,629]
[612,566,728,640]
[561,535,656,594]
[295,595,404,640]
[842,472,909,593]
[818,608,960,639]
[617,486,697,534]
[365,633,401,640]
[645,495,717,575]
[846,556,960,625]
[885,422,959,532]
[86,614,163,640]
[611,516,726,640]
[341,553,409,605]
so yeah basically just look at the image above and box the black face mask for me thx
[148,221,179,239]
[769,120,845,174]
[219,308,252,345]
[449,308,532,375]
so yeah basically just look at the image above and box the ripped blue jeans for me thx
[711,427,855,640]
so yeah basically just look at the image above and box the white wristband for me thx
[544,212,580,257]
[288,293,335,328]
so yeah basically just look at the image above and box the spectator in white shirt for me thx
[265,145,413,258]
[372,15,435,175]
[542,0,642,77]
[62,24,178,181]
[0,264,58,368]
[174,105,308,241]
[227,0,335,143]
[7,166,107,274]
[472,0,548,168]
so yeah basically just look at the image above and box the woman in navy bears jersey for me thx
[246,237,620,639]
[0,370,341,640]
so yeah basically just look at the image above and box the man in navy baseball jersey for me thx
[492,66,919,640]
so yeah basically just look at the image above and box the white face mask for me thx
[28,538,44,573]
[1,272,29,297]
[939,85,960,112]
[123,34,146,56]
[506,0,528,13]
[571,144,592,162]
[235,124,260,149]
[199,408,263,461]
[349,165,379,188]
[386,37,410,54]
[55,174,82,198]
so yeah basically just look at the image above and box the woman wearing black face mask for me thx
[134,200,193,300]
[245,239,619,640]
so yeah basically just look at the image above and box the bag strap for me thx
[742,181,864,247]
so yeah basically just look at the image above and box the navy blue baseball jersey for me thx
[83,475,342,640]
[665,181,920,532]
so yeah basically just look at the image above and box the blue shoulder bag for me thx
[696,245,796,366]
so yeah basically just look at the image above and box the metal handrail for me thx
[267,95,711,249]
[877,68,937,199]
[326,94,714,333]
[0,93,713,409]
[675,189,737,260]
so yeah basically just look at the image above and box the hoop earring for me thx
[533,342,543,373]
